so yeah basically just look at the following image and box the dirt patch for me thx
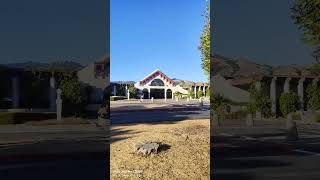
[110,119,210,179]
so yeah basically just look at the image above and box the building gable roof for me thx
[139,69,175,86]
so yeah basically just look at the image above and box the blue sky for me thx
[213,0,314,65]
[110,0,208,82]
[0,0,107,65]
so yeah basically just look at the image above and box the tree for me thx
[211,94,226,126]
[291,0,320,62]
[306,83,320,110]
[198,2,210,77]
[188,89,194,98]
[206,86,210,97]
[197,90,204,98]
[127,85,137,98]
[279,91,300,117]
[247,83,271,117]
[174,91,183,98]
[59,76,82,117]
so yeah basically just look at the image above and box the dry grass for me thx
[110,119,210,180]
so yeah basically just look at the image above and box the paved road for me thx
[0,130,109,180]
[111,108,210,124]
[213,119,320,179]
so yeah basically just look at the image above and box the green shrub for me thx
[279,91,300,117]
[306,83,320,110]
[292,111,302,120]
[174,91,183,98]
[110,96,126,101]
[128,85,137,98]
[313,112,320,122]
[247,83,271,117]
[197,90,203,98]
[225,110,248,120]
[188,89,194,98]
[59,76,83,117]
[206,87,210,97]
[211,94,227,119]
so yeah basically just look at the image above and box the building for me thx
[111,69,209,99]
[0,56,110,112]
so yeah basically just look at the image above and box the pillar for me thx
[194,86,197,98]
[255,80,262,119]
[202,86,205,97]
[284,77,291,93]
[56,89,62,121]
[270,77,277,116]
[113,85,117,96]
[11,75,20,108]
[164,88,167,101]
[255,81,261,90]
[49,74,56,112]
[125,85,128,96]
[298,77,305,111]
[148,88,151,99]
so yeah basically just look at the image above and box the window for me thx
[150,79,164,86]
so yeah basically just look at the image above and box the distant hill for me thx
[212,55,320,87]
[4,61,84,71]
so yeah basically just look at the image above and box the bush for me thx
[59,76,82,117]
[174,91,183,98]
[211,94,227,119]
[188,89,194,98]
[247,83,271,117]
[0,112,56,124]
[225,110,248,120]
[206,87,210,97]
[306,83,320,110]
[197,90,203,98]
[110,96,126,101]
[128,85,137,98]
[279,91,300,117]
[292,111,302,120]
[315,112,320,123]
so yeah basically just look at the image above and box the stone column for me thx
[56,89,62,121]
[148,88,151,99]
[284,77,291,93]
[202,86,205,97]
[49,74,56,112]
[113,85,117,96]
[270,77,277,116]
[11,75,20,108]
[127,89,130,100]
[255,81,261,90]
[298,77,305,111]
[194,86,197,98]
[255,81,261,120]
[164,88,167,101]
[125,85,128,96]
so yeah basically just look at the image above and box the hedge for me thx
[110,96,127,101]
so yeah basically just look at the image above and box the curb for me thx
[0,151,107,162]
[110,107,203,113]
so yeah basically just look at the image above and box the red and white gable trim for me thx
[139,69,175,86]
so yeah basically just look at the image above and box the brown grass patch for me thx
[110,119,210,180]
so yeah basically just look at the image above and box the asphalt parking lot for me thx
[212,119,320,180]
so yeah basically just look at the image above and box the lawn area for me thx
[110,119,210,179]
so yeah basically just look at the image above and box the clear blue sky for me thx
[213,0,314,65]
[0,0,107,65]
[110,0,208,82]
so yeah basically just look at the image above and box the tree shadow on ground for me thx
[111,109,209,125]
